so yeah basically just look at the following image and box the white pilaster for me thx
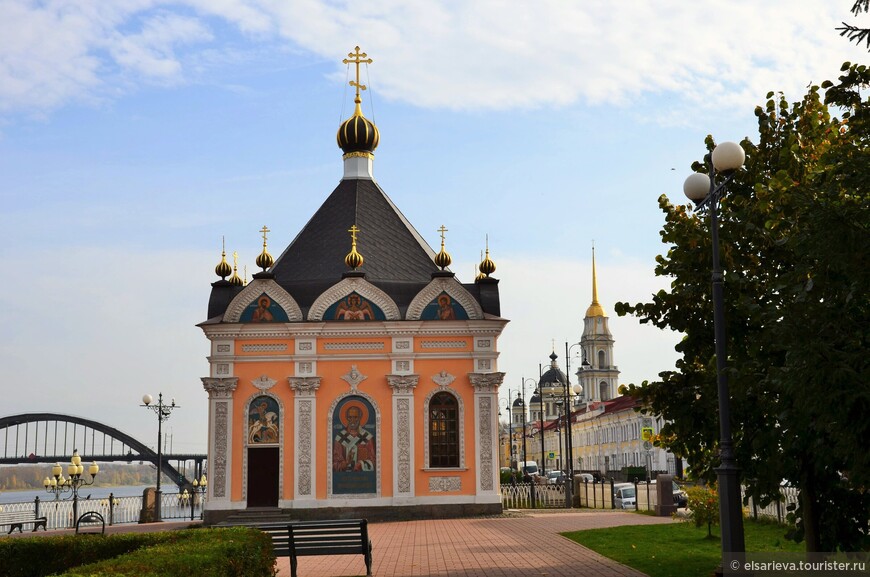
[387,374,418,502]
[289,377,321,503]
[202,378,238,510]
[468,372,505,498]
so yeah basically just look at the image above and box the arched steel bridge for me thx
[0,413,207,488]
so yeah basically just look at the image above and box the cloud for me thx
[0,1,862,118]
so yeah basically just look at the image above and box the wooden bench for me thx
[0,510,48,534]
[286,519,373,577]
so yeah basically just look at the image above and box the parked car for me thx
[577,473,594,483]
[613,482,636,509]
[546,471,565,485]
[517,461,539,481]
[648,479,688,508]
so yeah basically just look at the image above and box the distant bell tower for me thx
[578,246,619,402]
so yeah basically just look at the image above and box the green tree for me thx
[616,62,870,552]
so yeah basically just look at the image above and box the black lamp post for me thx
[683,141,746,560]
[520,378,537,508]
[533,384,546,477]
[565,341,584,479]
[141,393,179,522]
[43,450,98,526]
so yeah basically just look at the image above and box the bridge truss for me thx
[0,413,206,488]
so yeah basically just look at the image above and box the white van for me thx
[517,461,539,479]
[613,483,636,509]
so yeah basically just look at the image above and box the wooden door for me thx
[247,447,279,507]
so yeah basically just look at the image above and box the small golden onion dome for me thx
[435,247,451,269]
[479,248,496,277]
[345,248,364,270]
[229,250,243,286]
[337,96,380,157]
[215,250,232,280]
[256,226,273,271]
[345,224,364,270]
[256,249,273,271]
[229,266,244,286]
[434,225,451,270]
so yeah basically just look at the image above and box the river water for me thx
[0,484,152,505]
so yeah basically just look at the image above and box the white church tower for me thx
[577,247,620,403]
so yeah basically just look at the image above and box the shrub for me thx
[685,485,720,539]
[0,528,275,577]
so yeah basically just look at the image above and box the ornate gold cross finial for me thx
[233,251,239,267]
[260,225,270,247]
[438,225,448,247]
[348,224,361,245]
[343,46,373,100]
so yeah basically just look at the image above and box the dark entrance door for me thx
[247,447,279,507]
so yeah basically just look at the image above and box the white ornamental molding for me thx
[213,402,229,498]
[341,365,368,391]
[478,396,494,491]
[202,377,238,399]
[307,277,400,321]
[288,377,322,397]
[386,374,419,394]
[405,276,484,320]
[222,278,303,322]
[252,375,277,391]
[429,476,461,492]
[431,370,456,389]
[468,372,505,393]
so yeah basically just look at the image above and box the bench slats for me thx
[287,519,373,577]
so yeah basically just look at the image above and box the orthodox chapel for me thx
[198,48,508,523]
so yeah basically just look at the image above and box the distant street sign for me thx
[641,427,654,441]
[547,451,557,460]
[643,441,653,451]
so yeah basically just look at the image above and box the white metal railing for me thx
[744,485,800,524]
[501,482,568,509]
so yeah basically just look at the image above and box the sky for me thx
[1,0,866,458]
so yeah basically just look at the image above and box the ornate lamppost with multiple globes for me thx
[43,449,98,526]
[180,474,208,520]
[141,393,179,522]
[683,140,746,561]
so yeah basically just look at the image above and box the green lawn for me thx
[564,518,803,577]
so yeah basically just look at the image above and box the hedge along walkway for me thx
[275,510,675,577]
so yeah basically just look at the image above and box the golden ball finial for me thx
[345,224,364,270]
[478,238,496,277]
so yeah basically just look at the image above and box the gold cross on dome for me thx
[343,46,373,99]
[232,251,239,267]
[348,224,361,245]
[438,225,448,246]
[260,225,270,246]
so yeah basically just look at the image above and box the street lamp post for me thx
[520,377,538,508]
[565,341,584,479]
[43,450,98,526]
[141,393,179,522]
[533,384,546,478]
[683,140,746,560]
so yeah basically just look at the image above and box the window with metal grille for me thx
[429,392,459,468]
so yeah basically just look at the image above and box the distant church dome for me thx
[337,96,379,157]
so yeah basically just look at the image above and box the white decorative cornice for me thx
[288,376,322,397]
[468,372,506,393]
[223,278,303,323]
[252,375,277,391]
[386,374,419,394]
[341,365,368,391]
[307,277,400,321]
[432,370,456,389]
[202,377,238,399]
[406,276,484,320]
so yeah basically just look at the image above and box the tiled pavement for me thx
[4,510,674,576]
[274,510,674,577]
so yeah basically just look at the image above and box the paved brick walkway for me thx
[275,510,674,577]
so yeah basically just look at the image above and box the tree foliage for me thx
[615,62,870,552]
[838,1,870,49]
